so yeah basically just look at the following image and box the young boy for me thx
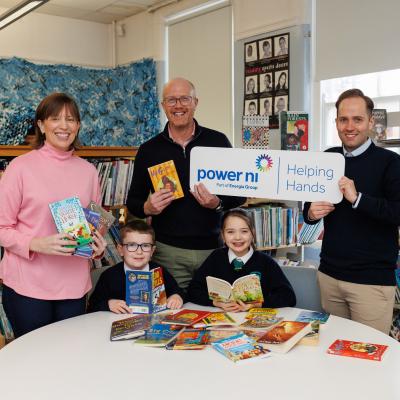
[87,220,184,313]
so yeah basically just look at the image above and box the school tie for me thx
[345,152,354,157]
[232,258,245,271]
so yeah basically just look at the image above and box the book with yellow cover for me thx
[148,160,184,199]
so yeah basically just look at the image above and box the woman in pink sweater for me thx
[0,93,107,337]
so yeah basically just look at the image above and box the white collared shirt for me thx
[228,247,254,265]
[124,263,150,274]
[343,138,372,208]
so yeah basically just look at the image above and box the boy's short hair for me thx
[120,220,155,243]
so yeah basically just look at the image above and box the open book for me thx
[206,274,264,304]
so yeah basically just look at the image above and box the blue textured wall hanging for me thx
[0,57,160,146]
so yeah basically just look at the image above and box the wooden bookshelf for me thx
[0,145,138,158]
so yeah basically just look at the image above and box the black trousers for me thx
[2,284,86,338]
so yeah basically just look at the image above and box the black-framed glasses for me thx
[163,96,193,107]
[122,242,154,252]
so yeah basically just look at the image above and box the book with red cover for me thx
[327,339,388,361]
[161,309,211,326]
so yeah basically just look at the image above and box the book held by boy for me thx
[256,321,311,353]
[206,274,264,304]
[327,339,388,361]
[148,160,184,199]
[212,332,271,363]
[126,267,167,314]
[161,309,211,326]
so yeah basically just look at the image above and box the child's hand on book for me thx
[144,189,174,216]
[108,299,131,314]
[90,229,107,258]
[30,233,77,256]
[213,300,243,313]
[166,294,183,310]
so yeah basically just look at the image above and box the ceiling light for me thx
[0,0,49,31]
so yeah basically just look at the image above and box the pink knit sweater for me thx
[0,143,101,300]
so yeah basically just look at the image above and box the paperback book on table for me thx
[161,309,211,326]
[256,321,311,353]
[206,275,264,304]
[125,267,167,314]
[134,323,184,347]
[167,329,210,350]
[212,332,271,363]
[327,339,388,361]
[193,312,237,329]
[110,315,153,341]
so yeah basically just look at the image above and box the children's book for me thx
[161,309,211,326]
[148,160,184,199]
[207,329,242,344]
[371,109,387,141]
[212,332,271,363]
[242,115,270,149]
[297,321,320,346]
[192,312,237,329]
[167,328,210,350]
[256,321,311,353]
[126,267,167,314]
[327,339,388,361]
[110,315,153,341]
[240,315,283,330]
[134,323,184,347]
[280,111,309,151]
[245,308,277,319]
[295,311,330,324]
[87,201,116,236]
[206,275,264,304]
[49,196,93,255]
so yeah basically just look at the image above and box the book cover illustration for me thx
[193,312,237,329]
[169,328,210,350]
[327,339,388,361]
[212,332,271,363]
[295,311,330,324]
[256,321,311,353]
[280,111,308,151]
[298,321,320,346]
[148,160,184,199]
[49,196,93,250]
[110,314,153,341]
[206,274,264,304]
[161,309,211,326]
[207,329,242,344]
[87,201,116,236]
[242,115,269,149]
[125,267,167,314]
[134,323,184,347]
[240,315,283,330]
[371,109,387,141]
[245,308,278,319]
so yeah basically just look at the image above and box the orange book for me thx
[148,160,184,199]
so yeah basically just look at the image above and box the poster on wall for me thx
[243,33,289,130]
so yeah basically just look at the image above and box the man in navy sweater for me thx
[127,78,245,291]
[303,89,400,334]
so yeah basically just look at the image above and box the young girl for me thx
[187,208,296,312]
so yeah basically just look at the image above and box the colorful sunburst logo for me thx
[255,154,273,172]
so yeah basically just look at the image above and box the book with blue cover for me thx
[295,311,330,324]
[134,323,184,347]
[126,267,167,314]
[49,197,93,257]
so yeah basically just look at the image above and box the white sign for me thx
[190,147,345,203]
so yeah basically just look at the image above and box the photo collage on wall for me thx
[243,33,290,130]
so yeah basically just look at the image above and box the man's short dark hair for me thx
[335,89,374,117]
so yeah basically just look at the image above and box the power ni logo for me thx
[255,154,273,172]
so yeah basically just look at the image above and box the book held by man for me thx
[212,332,271,363]
[256,321,311,353]
[148,160,184,199]
[327,339,388,361]
[126,267,167,314]
[206,274,264,304]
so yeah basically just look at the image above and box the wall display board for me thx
[243,33,289,129]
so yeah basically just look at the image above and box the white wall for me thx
[0,8,112,67]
